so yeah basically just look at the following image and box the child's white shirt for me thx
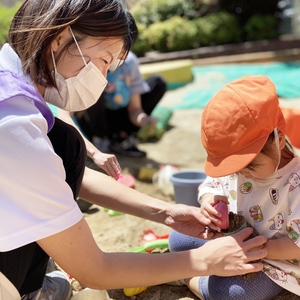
[199,156,300,295]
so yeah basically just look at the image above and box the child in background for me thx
[169,75,300,299]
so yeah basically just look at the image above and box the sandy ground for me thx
[79,80,300,299]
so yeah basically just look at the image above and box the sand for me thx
[75,82,300,299]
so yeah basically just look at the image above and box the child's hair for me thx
[260,131,294,162]
[8,0,133,87]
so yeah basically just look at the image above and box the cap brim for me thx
[204,135,269,177]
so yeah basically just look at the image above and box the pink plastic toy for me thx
[141,229,169,243]
[213,201,229,229]
[117,174,135,189]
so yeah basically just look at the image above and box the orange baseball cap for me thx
[281,106,300,149]
[201,75,286,177]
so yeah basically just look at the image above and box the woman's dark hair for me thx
[8,0,134,87]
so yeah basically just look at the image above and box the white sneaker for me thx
[21,271,71,300]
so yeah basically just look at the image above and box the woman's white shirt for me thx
[0,44,83,251]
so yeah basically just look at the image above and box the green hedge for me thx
[194,12,242,46]
[131,0,206,27]
[131,0,280,56]
[0,2,280,57]
[0,3,21,47]
[132,12,242,55]
[245,14,279,41]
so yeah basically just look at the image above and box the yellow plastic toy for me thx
[123,286,147,297]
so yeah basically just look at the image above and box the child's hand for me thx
[137,116,158,140]
[139,115,157,127]
[200,194,229,232]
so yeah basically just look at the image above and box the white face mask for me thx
[44,27,107,111]
[271,127,281,175]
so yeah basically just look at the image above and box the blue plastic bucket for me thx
[170,170,207,206]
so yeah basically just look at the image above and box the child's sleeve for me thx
[198,176,227,200]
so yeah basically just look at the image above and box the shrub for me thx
[131,0,281,55]
[131,0,206,27]
[146,21,170,52]
[194,11,242,46]
[244,14,279,41]
[165,17,200,52]
[131,22,153,56]
[144,16,200,53]
[167,17,200,51]
[133,12,242,55]
[0,3,21,47]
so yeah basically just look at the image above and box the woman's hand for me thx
[197,227,268,276]
[163,203,214,239]
[56,109,122,179]
[92,151,121,179]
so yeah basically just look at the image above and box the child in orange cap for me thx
[168,75,300,299]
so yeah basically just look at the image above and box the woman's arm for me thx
[37,218,267,290]
[79,167,211,238]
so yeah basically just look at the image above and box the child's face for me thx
[238,152,278,179]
